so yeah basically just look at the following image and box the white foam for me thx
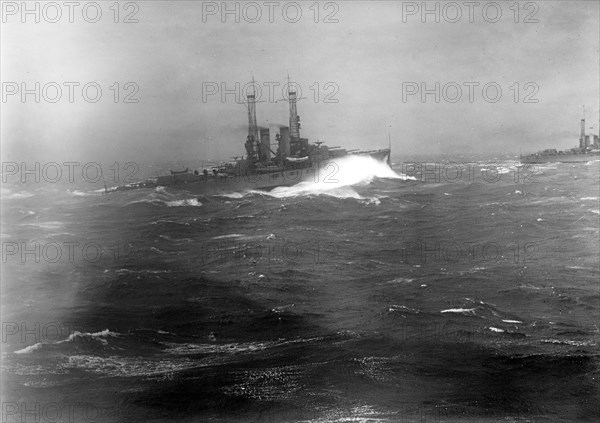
[212,233,245,240]
[388,305,421,314]
[15,343,43,354]
[440,308,476,314]
[63,329,118,345]
[501,319,523,324]
[165,198,202,207]
[541,339,596,347]
[258,155,411,199]
[65,355,197,377]
[13,330,117,354]
[219,192,246,199]
[68,189,95,197]
[1,188,35,199]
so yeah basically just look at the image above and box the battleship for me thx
[520,109,600,164]
[114,79,391,195]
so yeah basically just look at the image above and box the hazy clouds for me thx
[2,1,599,163]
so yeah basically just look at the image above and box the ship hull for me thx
[520,153,599,164]
[116,150,391,195]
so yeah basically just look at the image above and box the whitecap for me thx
[388,305,421,314]
[67,189,95,197]
[12,330,117,354]
[541,339,596,347]
[63,329,118,345]
[165,198,202,207]
[65,355,197,377]
[212,233,245,240]
[238,155,410,199]
[15,343,43,354]
[440,308,476,315]
[2,189,35,199]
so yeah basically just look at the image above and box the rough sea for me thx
[2,156,599,422]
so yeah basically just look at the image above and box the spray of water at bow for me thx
[262,155,412,199]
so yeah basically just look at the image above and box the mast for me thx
[287,75,300,142]
[246,77,260,162]
[580,105,586,148]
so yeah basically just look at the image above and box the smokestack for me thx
[279,126,290,157]
[260,128,270,162]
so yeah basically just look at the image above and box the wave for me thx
[541,339,597,347]
[440,298,525,325]
[388,305,422,314]
[114,268,171,275]
[268,156,411,198]
[65,355,198,378]
[15,343,43,354]
[441,308,477,315]
[67,189,97,197]
[21,221,64,230]
[2,188,35,199]
[165,198,202,207]
[122,185,202,207]
[12,329,118,354]
[222,156,413,200]
[163,335,327,356]
[126,198,202,207]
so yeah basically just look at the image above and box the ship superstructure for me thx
[115,78,391,194]
[521,108,600,163]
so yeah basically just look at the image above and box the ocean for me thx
[2,156,599,422]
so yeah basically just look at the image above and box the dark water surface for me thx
[2,157,599,422]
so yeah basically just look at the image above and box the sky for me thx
[1,0,599,164]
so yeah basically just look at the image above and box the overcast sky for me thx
[2,0,599,164]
